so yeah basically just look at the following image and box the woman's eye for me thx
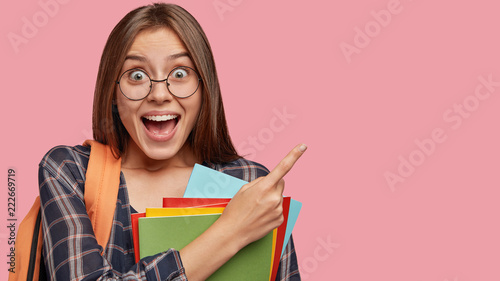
[129,70,147,81]
[171,68,188,79]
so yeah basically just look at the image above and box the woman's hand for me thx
[218,143,307,249]
[180,143,306,281]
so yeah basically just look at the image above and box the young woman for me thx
[39,3,305,280]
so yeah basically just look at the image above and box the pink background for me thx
[2,0,500,280]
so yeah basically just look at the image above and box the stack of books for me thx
[131,164,302,281]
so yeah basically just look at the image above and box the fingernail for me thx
[299,144,307,152]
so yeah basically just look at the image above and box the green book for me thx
[138,214,274,281]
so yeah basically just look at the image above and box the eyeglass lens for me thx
[118,66,200,100]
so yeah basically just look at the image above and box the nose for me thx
[147,78,174,103]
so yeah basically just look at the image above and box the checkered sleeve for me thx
[38,145,187,281]
[276,236,300,281]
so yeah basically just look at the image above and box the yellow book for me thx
[146,207,225,217]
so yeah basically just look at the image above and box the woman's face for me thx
[116,27,202,162]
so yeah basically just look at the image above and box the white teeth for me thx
[143,115,178,121]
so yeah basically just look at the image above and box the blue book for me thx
[184,164,302,257]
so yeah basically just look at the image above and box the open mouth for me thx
[142,114,179,135]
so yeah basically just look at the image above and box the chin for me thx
[142,142,182,161]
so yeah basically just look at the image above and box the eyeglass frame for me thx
[115,66,202,101]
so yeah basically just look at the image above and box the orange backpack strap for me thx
[83,140,122,250]
[9,141,121,281]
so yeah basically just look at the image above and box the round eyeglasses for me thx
[116,66,202,100]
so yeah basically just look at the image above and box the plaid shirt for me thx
[39,145,300,280]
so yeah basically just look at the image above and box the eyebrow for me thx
[168,52,190,61]
[124,55,148,63]
[124,52,191,63]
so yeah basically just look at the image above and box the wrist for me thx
[211,216,246,254]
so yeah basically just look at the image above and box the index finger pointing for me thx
[264,143,307,186]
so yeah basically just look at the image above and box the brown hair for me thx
[92,3,240,163]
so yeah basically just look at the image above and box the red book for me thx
[270,197,290,281]
[131,212,145,263]
[163,197,230,208]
